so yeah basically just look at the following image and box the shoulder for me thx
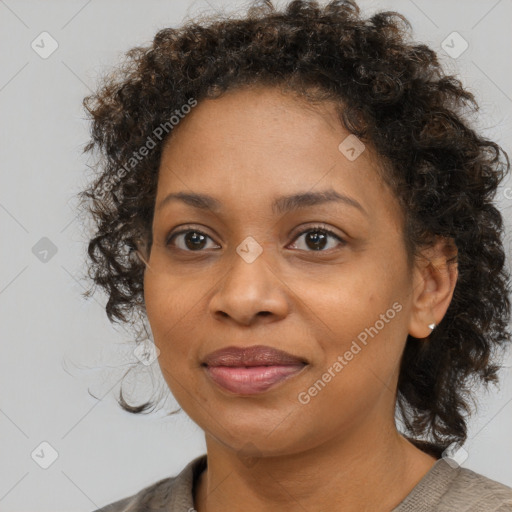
[394,458,512,511]
[91,476,177,511]
[90,454,207,512]
[443,465,512,511]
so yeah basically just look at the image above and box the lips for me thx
[202,345,308,395]
[202,345,307,367]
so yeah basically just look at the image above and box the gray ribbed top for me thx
[93,453,512,511]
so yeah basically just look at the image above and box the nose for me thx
[208,246,290,327]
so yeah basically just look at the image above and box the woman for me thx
[80,0,512,510]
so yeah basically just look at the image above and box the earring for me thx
[428,323,436,330]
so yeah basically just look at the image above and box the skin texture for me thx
[141,85,458,512]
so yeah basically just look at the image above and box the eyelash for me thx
[166,224,346,253]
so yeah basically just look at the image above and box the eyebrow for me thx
[156,189,368,216]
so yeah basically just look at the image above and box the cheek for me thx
[302,266,408,376]
[143,273,191,355]
[143,270,216,374]
[144,273,170,331]
[294,263,391,336]
[143,274,200,400]
[144,269,200,325]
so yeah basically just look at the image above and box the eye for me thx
[166,224,346,253]
[288,224,346,252]
[166,228,220,252]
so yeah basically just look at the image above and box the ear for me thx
[132,235,151,269]
[408,236,458,339]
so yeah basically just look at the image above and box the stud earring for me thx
[428,323,436,330]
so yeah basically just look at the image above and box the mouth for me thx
[201,345,309,395]
[203,364,308,395]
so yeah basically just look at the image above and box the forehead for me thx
[155,86,402,230]
[160,85,346,160]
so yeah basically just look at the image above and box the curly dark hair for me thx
[78,0,511,452]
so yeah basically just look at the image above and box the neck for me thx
[194,420,437,512]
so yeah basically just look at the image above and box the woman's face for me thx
[143,85,423,457]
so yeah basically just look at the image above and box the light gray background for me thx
[1,0,511,510]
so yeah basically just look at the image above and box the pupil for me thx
[186,232,206,250]
[307,231,326,250]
